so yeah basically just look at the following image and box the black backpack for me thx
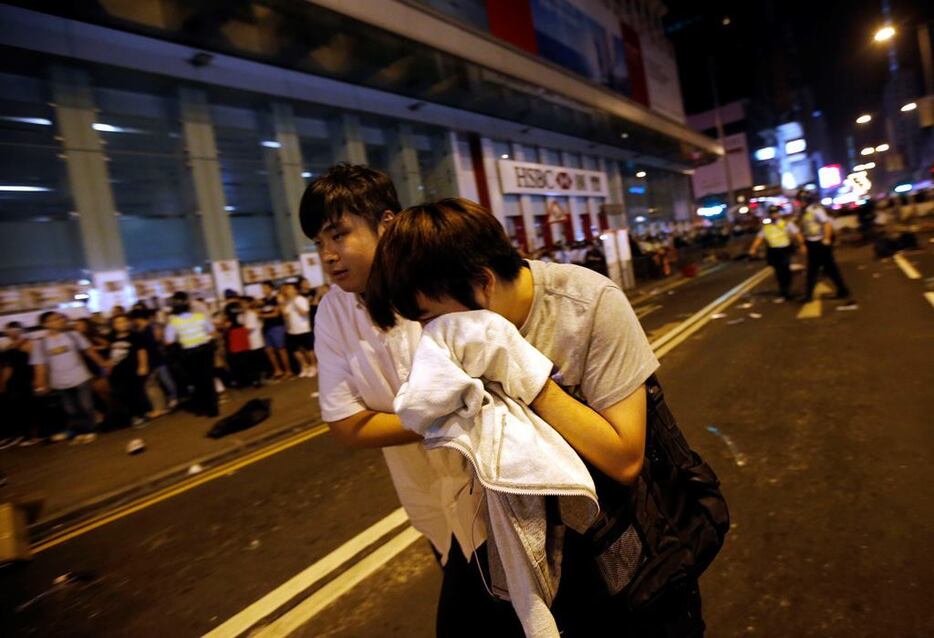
[583,374,729,611]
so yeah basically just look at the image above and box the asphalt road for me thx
[2,243,932,638]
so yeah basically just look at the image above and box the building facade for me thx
[0,0,718,314]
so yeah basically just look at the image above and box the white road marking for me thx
[925,292,934,310]
[651,268,772,359]
[635,303,663,319]
[252,526,424,638]
[203,508,409,638]
[894,253,921,280]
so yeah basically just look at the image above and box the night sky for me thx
[664,0,934,164]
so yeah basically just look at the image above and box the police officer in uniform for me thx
[748,205,805,302]
[164,291,218,417]
[797,191,853,304]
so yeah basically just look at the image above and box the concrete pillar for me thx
[448,131,479,202]
[328,114,367,165]
[561,151,586,241]
[266,103,313,259]
[178,87,242,295]
[50,67,129,310]
[387,123,423,207]
[511,142,540,250]
[480,136,506,225]
[604,157,628,230]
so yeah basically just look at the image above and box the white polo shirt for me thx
[314,286,485,564]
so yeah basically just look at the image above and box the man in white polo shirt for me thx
[299,164,520,634]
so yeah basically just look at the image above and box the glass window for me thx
[361,122,391,175]
[492,140,511,160]
[295,111,338,183]
[212,105,281,263]
[414,127,455,200]
[0,72,82,285]
[540,147,561,166]
[563,152,582,168]
[95,87,204,274]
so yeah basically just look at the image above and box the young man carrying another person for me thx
[302,168,703,635]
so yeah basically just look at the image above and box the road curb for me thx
[28,417,326,544]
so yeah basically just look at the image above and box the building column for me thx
[387,123,423,207]
[266,103,312,258]
[602,157,627,230]
[448,132,479,202]
[511,142,540,251]
[178,87,242,295]
[480,136,506,225]
[50,67,129,311]
[329,114,367,165]
[561,151,586,241]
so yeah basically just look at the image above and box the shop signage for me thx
[498,159,608,197]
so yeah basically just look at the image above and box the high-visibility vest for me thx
[762,220,791,248]
[170,313,211,349]
[801,206,824,239]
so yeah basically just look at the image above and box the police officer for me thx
[164,291,218,417]
[797,191,853,304]
[748,205,805,302]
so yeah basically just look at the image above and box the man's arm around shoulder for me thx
[327,410,422,448]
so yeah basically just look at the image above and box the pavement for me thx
[0,374,323,533]
[3,236,932,637]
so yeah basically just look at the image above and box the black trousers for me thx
[805,240,849,299]
[436,536,705,637]
[182,343,218,417]
[766,246,793,299]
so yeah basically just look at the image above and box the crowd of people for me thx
[0,278,329,448]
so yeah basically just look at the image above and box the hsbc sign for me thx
[498,159,609,197]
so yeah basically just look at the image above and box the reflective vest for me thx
[801,206,824,240]
[170,313,211,349]
[762,220,791,248]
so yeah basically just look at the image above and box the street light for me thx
[860,147,875,156]
[875,143,890,152]
[635,171,647,178]
[874,25,896,42]
[856,114,872,124]
[901,102,917,112]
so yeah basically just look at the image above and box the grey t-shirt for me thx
[29,330,92,390]
[519,260,659,411]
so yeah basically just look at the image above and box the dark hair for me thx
[299,163,401,239]
[6,321,23,329]
[129,308,152,321]
[366,198,524,330]
[39,311,59,325]
[261,280,275,289]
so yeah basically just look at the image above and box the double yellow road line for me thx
[31,424,330,554]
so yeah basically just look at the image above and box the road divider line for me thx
[651,268,771,358]
[635,303,663,319]
[32,425,330,554]
[894,253,921,279]
[252,526,424,638]
[204,507,409,638]
[925,292,934,310]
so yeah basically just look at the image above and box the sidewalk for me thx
[0,375,323,533]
